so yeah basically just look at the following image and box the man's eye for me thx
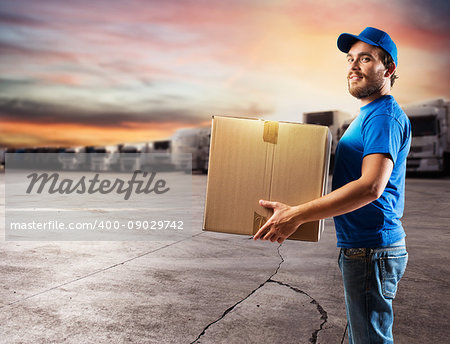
[347,58,353,63]
[361,57,370,62]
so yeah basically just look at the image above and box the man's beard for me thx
[348,71,385,99]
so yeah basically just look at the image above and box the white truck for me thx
[403,99,450,174]
[303,110,354,168]
[171,127,211,173]
[118,143,148,172]
[88,146,120,172]
[147,139,173,170]
[58,147,88,170]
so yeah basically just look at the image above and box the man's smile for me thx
[349,74,364,82]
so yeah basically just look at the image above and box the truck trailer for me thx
[403,98,450,174]
[171,127,211,173]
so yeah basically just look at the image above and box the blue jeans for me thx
[338,239,408,344]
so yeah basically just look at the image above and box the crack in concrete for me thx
[190,244,329,344]
[267,279,328,344]
[190,244,285,344]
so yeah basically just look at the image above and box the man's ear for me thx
[385,63,396,77]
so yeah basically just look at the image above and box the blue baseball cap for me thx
[337,27,398,67]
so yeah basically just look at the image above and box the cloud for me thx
[0,42,81,63]
[0,0,448,148]
[0,11,44,26]
[398,0,450,32]
[0,96,206,127]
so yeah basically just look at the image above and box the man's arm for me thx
[253,153,394,243]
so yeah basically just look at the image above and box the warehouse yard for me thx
[0,172,449,343]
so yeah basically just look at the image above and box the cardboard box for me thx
[203,115,331,242]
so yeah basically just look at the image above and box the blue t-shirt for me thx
[332,95,411,248]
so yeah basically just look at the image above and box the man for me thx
[253,27,411,344]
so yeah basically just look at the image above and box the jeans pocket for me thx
[379,252,408,299]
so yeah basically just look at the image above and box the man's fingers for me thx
[253,220,271,240]
[263,230,275,241]
[277,237,286,244]
[254,199,291,243]
[253,212,276,240]
[254,223,287,243]
[259,199,277,209]
[269,234,278,242]
[254,200,280,240]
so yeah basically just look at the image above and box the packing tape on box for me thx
[253,212,268,235]
[263,121,278,144]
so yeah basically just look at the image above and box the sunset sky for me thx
[0,0,449,148]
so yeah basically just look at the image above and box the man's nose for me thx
[349,59,360,70]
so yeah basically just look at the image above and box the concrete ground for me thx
[0,172,449,343]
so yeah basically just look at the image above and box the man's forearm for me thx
[292,177,379,226]
[291,153,393,226]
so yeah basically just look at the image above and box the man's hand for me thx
[253,200,303,243]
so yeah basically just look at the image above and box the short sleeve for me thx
[362,114,403,164]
